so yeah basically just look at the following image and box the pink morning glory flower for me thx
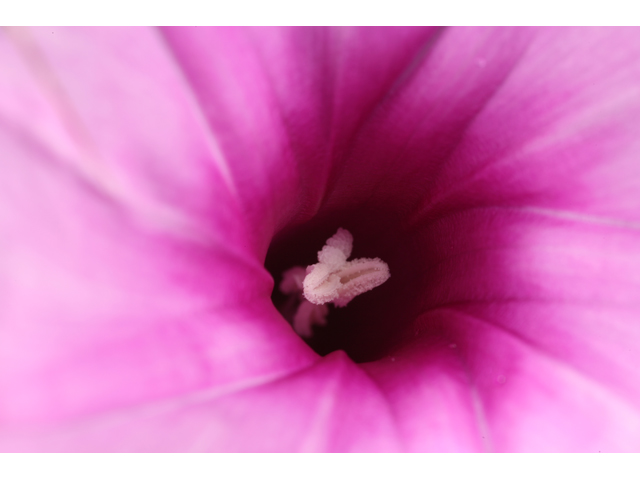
[1,26,640,452]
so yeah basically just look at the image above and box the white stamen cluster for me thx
[279,228,390,338]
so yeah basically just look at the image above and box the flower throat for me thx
[278,228,390,339]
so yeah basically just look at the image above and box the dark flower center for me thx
[266,201,438,363]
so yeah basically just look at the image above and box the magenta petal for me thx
[0,27,315,426]
[353,28,640,451]
[1,352,401,452]
[363,209,640,451]
[159,27,441,233]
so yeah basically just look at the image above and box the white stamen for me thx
[279,266,329,338]
[303,228,390,307]
[278,228,390,338]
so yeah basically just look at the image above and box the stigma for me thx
[279,228,390,338]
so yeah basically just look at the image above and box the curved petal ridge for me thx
[154,28,239,200]
[415,204,640,234]
[3,28,125,211]
[359,28,447,118]
[431,306,640,417]
[333,27,446,159]
[326,28,533,217]
[317,28,446,210]
[430,301,640,406]
[388,32,527,191]
[410,307,640,451]
[356,362,408,451]
[0,351,406,452]
[6,27,250,247]
[0,114,315,424]
[407,205,640,313]
[408,29,640,225]
[446,337,493,452]
[0,358,313,452]
[243,29,326,219]
[515,205,640,231]
[5,27,187,237]
[361,327,491,452]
